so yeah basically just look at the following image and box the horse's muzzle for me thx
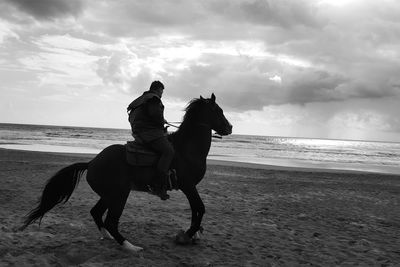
[218,123,232,136]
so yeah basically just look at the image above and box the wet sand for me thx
[0,148,399,266]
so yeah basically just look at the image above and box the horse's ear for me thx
[211,93,216,103]
[200,95,204,100]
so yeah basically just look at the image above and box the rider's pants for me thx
[147,136,174,175]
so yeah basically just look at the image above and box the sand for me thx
[0,148,399,266]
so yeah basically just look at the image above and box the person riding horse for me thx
[127,81,173,200]
[21,92,233,251]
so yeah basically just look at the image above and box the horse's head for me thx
[199,93,233,136]
[181,93,232,136]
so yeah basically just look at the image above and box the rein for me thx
[165,121,222,139]
[165,121,180,129]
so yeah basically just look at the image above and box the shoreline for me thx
[0,147,396,176]
[207,159,392,175]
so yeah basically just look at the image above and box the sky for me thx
[0,0,399,142]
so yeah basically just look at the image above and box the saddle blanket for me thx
[125,140,158,166]
[125,141,178,190]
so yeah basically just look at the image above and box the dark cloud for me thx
[207,0,321,29]
[283,70,348,104]
[4,0,400,114]
[4,0,84,20]
[95,44,400,112]
[158,54,400,111]
[79,0,207,38]
[121,0,205,27]
[77,0,322,40]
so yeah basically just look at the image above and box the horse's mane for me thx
[181,98,205,125]
[169,97,206,142]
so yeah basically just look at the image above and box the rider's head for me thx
[149,81,164,98]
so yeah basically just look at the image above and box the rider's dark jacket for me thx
[127,91,165,142]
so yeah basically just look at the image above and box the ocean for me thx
[0,123,399,175]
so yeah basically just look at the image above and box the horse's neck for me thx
[190,125,212,158]
[174,123,212,161]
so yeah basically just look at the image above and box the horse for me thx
[21,93,232,252]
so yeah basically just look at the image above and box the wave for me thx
[1,123,399,174]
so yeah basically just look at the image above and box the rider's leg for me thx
[149,136,174,174]
[147,137,174,199]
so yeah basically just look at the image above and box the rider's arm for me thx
[146,97,164,128]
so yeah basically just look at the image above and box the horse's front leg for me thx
[176,186,205,244]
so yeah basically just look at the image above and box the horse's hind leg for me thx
[103,189,143,252]
[91,198,107,230]
[90,198,113,240]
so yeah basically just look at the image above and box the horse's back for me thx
[86,144,129,189]
[93,144,125,163]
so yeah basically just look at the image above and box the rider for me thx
[127,81,174,200]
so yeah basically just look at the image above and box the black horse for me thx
[21,93,232,252]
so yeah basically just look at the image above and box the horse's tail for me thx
[20,162,89,230]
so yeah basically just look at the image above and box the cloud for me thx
[77,0,207,38]
[96,51,154,94]
[61,0,324,40]
[230,97,400,141]
[1,0,400,142]
[66,0,400,112]
[329,111,393,132]
[0,20,20,44]
[2,0,400,117]
[91,32,400,112]
[208,0,322,28]
[4,0,84,20]
[11,34,103,98]
[158,52,399,110]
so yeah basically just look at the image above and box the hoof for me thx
[175,230,192,245]
[193,231,201,241]
[122,240,143,253]
[100,228,113,240]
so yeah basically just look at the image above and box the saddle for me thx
[126,140,158,166]
[125,140,178,190]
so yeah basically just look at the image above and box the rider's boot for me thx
[155,172,170,201]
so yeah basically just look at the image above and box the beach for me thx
[0,148,399,266]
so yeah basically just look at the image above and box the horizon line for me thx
[0,121,398,144]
